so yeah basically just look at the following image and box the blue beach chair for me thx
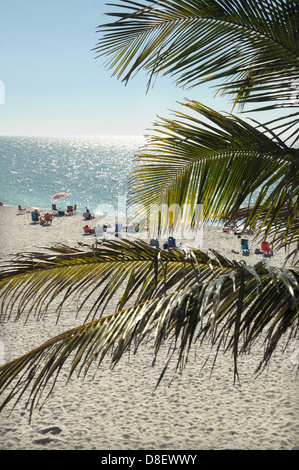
[31,211,39,223]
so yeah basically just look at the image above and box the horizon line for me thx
[0,133,147,138]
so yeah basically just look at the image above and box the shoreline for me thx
[0,204,298,450]
[0,204,294,267]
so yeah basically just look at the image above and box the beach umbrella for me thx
[51,192,70,200]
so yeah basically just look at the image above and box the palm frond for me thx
[95,1,299,116]
[1,242,298,418]
[129,100,298,248]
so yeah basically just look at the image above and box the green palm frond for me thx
[95,0,299,134]
[0,238,223,324]
[1,0,299,420]
[1,240,298,418]
[129,100,298,247]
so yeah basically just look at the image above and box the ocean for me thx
[0,135,146,215]
[1,135,272,222]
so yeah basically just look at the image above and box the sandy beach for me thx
[0,204,298,451]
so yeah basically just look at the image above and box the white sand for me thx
[0,205,298,451]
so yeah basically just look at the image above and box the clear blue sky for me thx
[0,0,269,137]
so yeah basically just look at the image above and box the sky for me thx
[0,0,275,137]
[0,0,237,137]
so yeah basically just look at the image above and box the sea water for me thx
[0,135,145,215]
[0,135,268,220]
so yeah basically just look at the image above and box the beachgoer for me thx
[84,225,95,234]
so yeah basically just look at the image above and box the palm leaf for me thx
[1,242,298,418]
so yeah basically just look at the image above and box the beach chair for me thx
[83,211,91,220]
[168,237,176,248]
[31,212,39,223]
[66,205,74,215]
[44,213,53,224]
[52,203,58,213]
[261,241,272,256]
[241,238,250,256]
[241,239,249,250]
[83,225,95,235]
[150,239,159,248]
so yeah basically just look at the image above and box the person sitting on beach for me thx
[44,213,53,224]
[83,225,95,234]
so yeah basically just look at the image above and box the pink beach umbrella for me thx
[51,192,70,200]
